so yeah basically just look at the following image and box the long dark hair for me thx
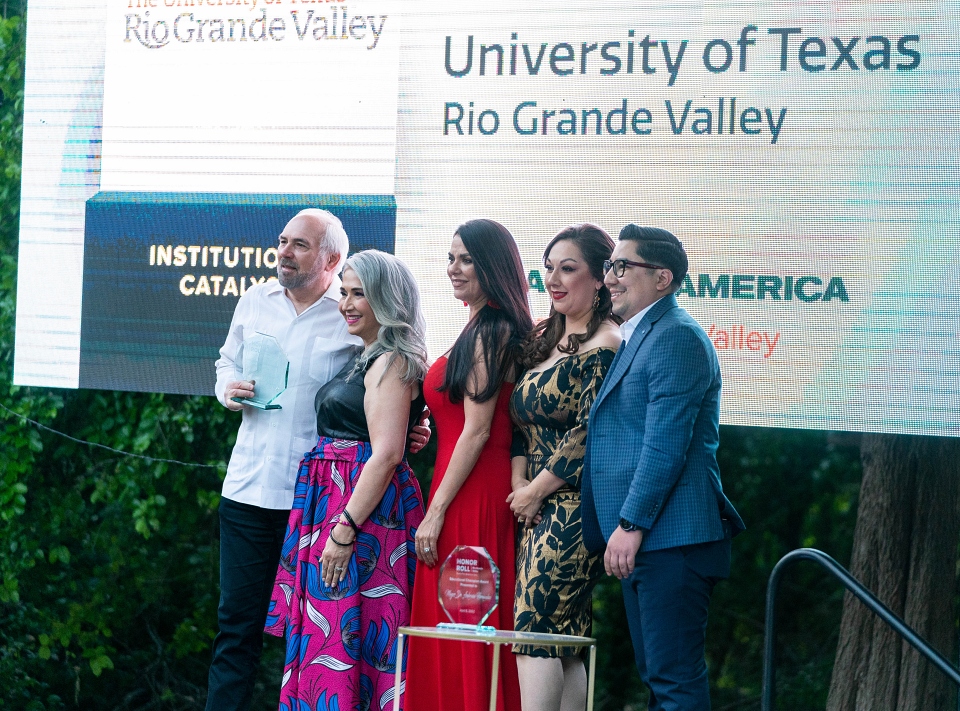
[519,223,618,369]
[441,219,533,403]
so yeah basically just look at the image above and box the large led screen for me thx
[14,0,960,436]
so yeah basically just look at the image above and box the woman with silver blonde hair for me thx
[265,249,428,711]
[344,249,428,384]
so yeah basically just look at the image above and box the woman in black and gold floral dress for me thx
[507,224,621,711]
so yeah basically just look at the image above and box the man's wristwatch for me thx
[619,518,642,532]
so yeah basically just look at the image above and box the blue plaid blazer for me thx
[583,294,745,553]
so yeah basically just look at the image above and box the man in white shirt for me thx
[206,209,426,710]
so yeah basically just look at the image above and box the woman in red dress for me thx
[406,219,533,711]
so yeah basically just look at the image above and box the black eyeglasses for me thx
[602,259,664,278]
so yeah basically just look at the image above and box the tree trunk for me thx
[827,434,960,711]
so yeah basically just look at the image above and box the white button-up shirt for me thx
[215,278,362,509]
[620,297,662,344]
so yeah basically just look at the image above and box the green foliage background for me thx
[0,4,862,708]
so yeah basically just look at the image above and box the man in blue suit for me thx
[583,225,744,710]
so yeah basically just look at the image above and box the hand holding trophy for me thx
[230,333,290,410]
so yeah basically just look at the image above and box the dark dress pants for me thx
[620,538,731,711]
[206,497,289,711]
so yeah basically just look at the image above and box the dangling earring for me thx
[593,290,601,310]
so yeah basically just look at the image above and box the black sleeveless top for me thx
[315,352,426,441]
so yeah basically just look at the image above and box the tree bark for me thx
[827,434,960,711]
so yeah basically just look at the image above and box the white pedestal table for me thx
[393,626,598,711]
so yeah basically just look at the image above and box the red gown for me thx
[405,357,522,711]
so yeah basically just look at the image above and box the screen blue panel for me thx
[79,192,396,395]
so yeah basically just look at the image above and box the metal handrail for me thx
[761,548,960,711]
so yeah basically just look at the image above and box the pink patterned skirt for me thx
[266,437,425,711]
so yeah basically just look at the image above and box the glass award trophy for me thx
[436,545,500,635]
[230,332,289,410]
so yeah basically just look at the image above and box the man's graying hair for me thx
[344,250,428,386]
[297,208,349,270]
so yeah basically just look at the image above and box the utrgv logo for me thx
[125,13,171,49]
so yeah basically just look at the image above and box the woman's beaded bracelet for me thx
[340,509,360,533]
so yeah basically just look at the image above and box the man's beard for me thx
[278,260,317,289]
